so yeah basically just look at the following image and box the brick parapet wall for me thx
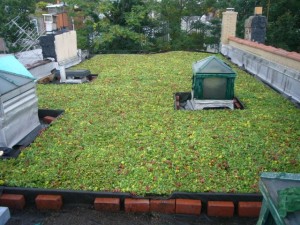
[221,37,300,103]
[228,36,300,72]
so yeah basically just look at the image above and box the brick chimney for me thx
[221,8,238,45]
[244,7,267,43]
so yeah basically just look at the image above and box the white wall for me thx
[55,30,78,64]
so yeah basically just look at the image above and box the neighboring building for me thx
[43,2,71,34]
[181,16,201,33]
[181,15,211,33]
[30,16,46,36]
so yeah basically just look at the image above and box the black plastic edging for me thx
[1,187,131,205]
[38,109,64,119]
[169,192,262,203]
[1,186,262,207]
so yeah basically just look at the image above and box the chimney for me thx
[220,8,238,45]
[244,7,267,43]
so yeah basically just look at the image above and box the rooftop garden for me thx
[0,51,299,195]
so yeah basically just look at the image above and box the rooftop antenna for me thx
[5,16,45,56]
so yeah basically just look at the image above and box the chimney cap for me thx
[226,8,235,12]
[254,7,263,15]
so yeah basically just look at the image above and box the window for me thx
[44,15,53,22]
[203,78,227,99]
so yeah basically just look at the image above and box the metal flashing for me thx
[0,70,34,97]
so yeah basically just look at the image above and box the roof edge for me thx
[228,36,300,62]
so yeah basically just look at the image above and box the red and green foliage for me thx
[0,52,299,195]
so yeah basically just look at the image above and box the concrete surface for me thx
[0,207,10,225]
[6,204,258,225]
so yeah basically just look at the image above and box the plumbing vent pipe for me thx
[226,8,235,12]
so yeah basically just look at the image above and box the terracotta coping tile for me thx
[228,36,300,62]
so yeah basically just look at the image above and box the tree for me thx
[159,0,222,51]
[265,0,300,51]
[66,0,160,53]
[66,0,299,52]
[92,0,159,52]
[0,0,36,52]
[64,0,101,52]
[160,0,205,44]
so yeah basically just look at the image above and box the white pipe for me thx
[59,65,66,83]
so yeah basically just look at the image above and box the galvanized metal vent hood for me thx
[0,70,40,148]
[0,70,35,98]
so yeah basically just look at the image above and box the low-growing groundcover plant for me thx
[0,52,299,195]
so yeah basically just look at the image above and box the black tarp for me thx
[39,35,57,60]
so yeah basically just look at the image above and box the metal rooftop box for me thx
[0,57,40,148]
[191,56,237,109]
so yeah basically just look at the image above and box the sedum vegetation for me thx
[0,52,299,195]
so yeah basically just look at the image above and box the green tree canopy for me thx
[0,0,36,52]
[65,0,300,52]
[265,0,300,51]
